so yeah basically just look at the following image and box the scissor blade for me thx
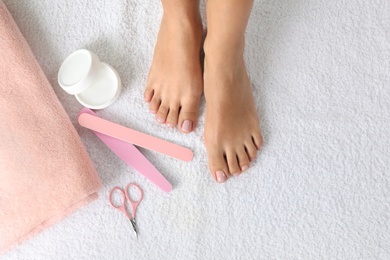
[130,218,138,239]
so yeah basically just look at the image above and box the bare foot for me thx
[144,13,203,133]
[203,41,263,183]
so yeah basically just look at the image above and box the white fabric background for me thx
[2,0,390,259]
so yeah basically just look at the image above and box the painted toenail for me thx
[157,117,165,123]
[241,165,249,171]
[181,120,193,133]
[216,171,226,183]
[150,110,156,114]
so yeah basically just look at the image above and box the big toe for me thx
[207,149,229,183]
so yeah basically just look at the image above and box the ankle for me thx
[162,1,201,24]
[162,12,202,35]
[203,36,245,65]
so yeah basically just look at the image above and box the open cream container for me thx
[58,49,121,109]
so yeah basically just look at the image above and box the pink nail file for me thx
[79,108,172,192]
[78,112,194,162]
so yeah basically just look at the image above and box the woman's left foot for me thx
[203,41,263,183]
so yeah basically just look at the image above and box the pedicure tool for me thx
[79,108,172,192]
[109,183,143,238]
[78,112,194,162]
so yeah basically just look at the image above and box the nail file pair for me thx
[78,108,194,192]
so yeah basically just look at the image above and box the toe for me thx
[252,132,263,150]
[226,150,241,176]
[237,146,251,172]
[245,140,258,162]
[178,98,200,133]
[149,95,161,114]
[165,105,180,128]
[144,87,154,102]
[207,149,229,183]
[155,103,169,124]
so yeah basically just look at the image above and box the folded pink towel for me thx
[0,1,102,254]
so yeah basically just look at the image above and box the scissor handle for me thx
[109,187,126,209]
[124,183,143,218]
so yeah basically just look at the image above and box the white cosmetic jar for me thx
[58,49,121,109]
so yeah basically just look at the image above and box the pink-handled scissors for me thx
[109,183,143,238]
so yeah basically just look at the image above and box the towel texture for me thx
[0,1,101,254]
[2,0,390,259]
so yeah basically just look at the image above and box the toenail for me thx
[150,110,156,114]
[181,120,193,133]
[157,117,165,123]
[166,123,174,128]
[216,171,227,183]
[241,165,249,171]
[233,172,240,176]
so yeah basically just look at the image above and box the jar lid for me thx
[58,49,100,95]
[58,49,121,109]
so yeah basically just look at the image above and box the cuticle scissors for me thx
[109,183,143,239]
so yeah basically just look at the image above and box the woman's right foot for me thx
[144,10,203,133]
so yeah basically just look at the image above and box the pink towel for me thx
[0,1,102,254]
